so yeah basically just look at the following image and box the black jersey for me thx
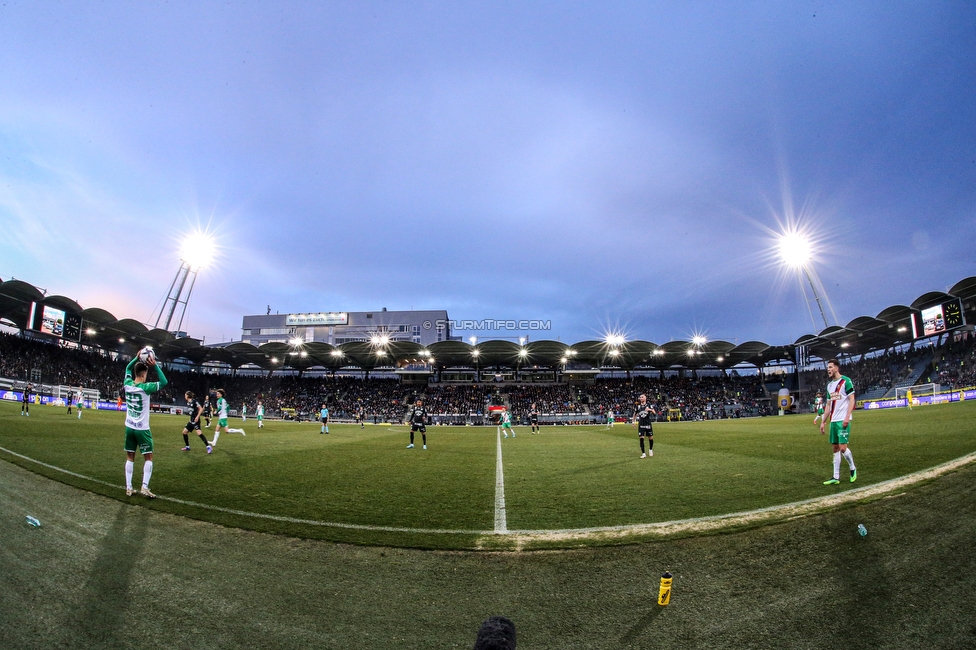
[529,409,539,422]
[409,406,428,425]
[187,398,202,421]
[23,384,33,402]
[634,402,655,429]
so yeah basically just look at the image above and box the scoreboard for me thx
[27,303,82,341]
[911,298,965,339]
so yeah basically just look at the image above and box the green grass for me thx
[2,399,976,549]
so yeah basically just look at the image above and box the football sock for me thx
[198,433,210,446]
[843,448,855,470]
[832,451,842,479]
[321,425,324,433]
[325,426,329,433]
[125,460,134,490]
[142,460,153,488]
[422,433,427,446]
[410,432,415,444]
[648,439,654,451]
[212,430,220,445]
[183,433,190,446]
[640,438,645,453]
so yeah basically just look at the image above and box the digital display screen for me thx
[911,298,966,339]
[40,305,66,337]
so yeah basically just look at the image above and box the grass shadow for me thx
[618,605,667,645]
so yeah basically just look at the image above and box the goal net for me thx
[895,383,939,405]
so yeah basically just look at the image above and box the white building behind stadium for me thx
[241,309,452,347]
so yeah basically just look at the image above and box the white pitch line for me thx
[494,428,507,533]
[4,444,976,541]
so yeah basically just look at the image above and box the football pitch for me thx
[2,400,976,550]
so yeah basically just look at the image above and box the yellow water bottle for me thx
[657,571,673,606]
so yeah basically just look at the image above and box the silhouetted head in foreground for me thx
[473,616,516,650]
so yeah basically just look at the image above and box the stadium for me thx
[5,5,976,649]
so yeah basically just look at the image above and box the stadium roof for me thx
[1,276,974,372]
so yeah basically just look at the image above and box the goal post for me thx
[895,383,939,405]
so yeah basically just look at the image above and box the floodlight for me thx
[376,350,386,357]
[180,231,215,271]
[691,335,707,346]
[653,349,665,356]
[717,356,725,362]
[289,337,304,347]
[560,356,568,363]
[472,350,480,358]
[840,342,850,348]
[897,326,907,333]
[604,333,625,346]
[300,351,308,357]
[469,336,478,345]
[518,348,528,358]
[85,328,96,336]
[518,337,526,345]
[776,231,812,269]
[271,357,278,364]
[609,349,620,357]
[331,349,344,357]
[687,349,697,357]
[118,338,125,343]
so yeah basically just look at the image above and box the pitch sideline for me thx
[2,444,974,543]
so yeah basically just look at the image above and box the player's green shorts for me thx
[817,408,824,415]
[257,415,263,421]
[218,418,228,427]
[501,422,512,429]
[124,427,154,455]
[828,421,851,445]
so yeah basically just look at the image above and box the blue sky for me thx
[1,2,974,345]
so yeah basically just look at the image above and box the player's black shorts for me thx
[321,417,328,424]
[638,426,654,437]
[530,417,539,425]
[203,408,212,417]
[411,423,427,433]
[185,420,200,432]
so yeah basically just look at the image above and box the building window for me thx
[260,328,289,335]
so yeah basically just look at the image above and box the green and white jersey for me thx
[123,357,168,431]
[217,397,228,419]
[257,405,264,417]
[500,411,511,425]
[827,375,854,422]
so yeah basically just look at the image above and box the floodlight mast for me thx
[155,260,198,334]
[801,265,830,331]
[777,231,831,331]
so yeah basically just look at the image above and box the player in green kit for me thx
[813,392,825,424]
[256,401,264,428]
[123,355,168,497]
[821,358,857,485]
[211,388,245,447]
[499,409,516,438]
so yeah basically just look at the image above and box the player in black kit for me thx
[407,399,428,449]
[21,382,34,416]
[633,394,657,458]
[529,402,540,434]
[180,392,213,453]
